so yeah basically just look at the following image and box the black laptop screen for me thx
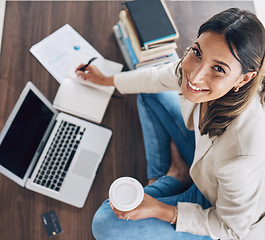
[0,90,54,179]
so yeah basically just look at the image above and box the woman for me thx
[77,8,265,239]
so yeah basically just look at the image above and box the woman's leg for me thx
[137,92,195,180]
[92,183,212,240]
[144,176,211,209]
[92,200,177,240]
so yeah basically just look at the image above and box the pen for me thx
[78,57,97,71]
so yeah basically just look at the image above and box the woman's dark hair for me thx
[177,8,265,138]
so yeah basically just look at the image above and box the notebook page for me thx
[30,24,103,83]
[53,78,113,123]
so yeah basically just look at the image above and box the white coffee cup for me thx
[109,177,144,212]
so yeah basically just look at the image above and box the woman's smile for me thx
[186,78,209,93]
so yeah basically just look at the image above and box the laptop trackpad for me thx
[72,149,100,179]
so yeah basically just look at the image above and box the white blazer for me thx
[113,61,265,239]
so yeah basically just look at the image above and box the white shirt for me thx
[193,104,200,147]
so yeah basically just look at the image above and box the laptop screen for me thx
[0,90,54,179]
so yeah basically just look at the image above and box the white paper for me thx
[30,24,103,83]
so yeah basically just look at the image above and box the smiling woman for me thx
[178,8,265,137]
[76,7,265,240]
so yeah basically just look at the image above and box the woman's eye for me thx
[192,48,201,59]
[213,66,225,74]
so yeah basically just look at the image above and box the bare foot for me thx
[166,140,193,189]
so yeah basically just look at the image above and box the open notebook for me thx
[53,56,123,123]
[30,24,123,123]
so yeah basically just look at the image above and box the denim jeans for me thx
[92,92,212,240]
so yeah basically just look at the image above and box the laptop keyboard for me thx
[33,120,86,192]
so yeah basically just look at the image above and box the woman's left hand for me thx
[110,193,176,222]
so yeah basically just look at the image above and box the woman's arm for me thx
[113,60,180,94]
[76,60,181,94]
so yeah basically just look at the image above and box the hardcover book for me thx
[119,10,177,63]
[125,0,179,49]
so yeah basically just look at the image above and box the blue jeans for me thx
[92,93,212,240]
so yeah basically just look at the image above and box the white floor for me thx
[0,0,264,55]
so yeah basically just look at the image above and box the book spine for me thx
[136,56,172,68]
[138,48,176,63]
[125,0,178,48]
[119,10,143,61]
[117,21,138,66]
[136,50,179,69]
[113,25,134,70]
[143,34,177,49]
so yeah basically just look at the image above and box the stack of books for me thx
[113,0,179,70]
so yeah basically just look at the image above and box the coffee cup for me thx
[109,177,144,212]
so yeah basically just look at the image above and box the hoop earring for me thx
[234,86,240,92]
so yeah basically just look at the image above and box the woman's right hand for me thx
[75,64,114,86]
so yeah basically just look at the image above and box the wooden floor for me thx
[0,1,254,239]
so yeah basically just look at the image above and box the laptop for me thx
[0,82,112,208]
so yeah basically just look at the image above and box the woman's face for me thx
[181,31,245,103]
